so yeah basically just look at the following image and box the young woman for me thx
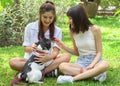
[55,5,109,84]
[9,1,70,77]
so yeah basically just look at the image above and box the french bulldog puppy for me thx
[20,38,52,83]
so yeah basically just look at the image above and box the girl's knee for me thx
[99,61,109,70]
[103,61,109,69]
[9,58,17,68]
[59,62,67,71]
[9,58,22,68]
[61,53,71,62]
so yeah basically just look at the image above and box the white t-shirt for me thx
[22,20,62,59]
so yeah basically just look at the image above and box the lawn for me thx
[0,16,120,86]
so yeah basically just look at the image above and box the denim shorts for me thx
[76,54,103,68]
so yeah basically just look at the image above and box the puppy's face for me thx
[39,38,51,50]
[36,38,51,54]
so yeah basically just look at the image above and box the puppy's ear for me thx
[35,41,40,46]
[46,39,51,50]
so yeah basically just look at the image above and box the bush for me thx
[0,0,39,47]
[100,0,120,10]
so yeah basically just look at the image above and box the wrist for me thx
[63,45,67,50]
[30,47,33,52]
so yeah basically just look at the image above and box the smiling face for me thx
[41,11,55,29]
[38,1,56,39]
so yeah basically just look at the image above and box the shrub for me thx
[0,0,39,47]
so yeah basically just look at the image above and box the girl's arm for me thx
[55,32,79,56]
[35,46,60,63]
[49,46,60,59]
[24,43,37,53]
[86,25,102,69]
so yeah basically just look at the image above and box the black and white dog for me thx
[20,38,52,83]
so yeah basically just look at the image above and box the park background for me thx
[0,0,120,86]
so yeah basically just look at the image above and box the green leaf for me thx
[114,9,120,16]
[0,0,13,8]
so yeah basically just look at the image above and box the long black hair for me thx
[67,5,93,33]
[38,1,56,40]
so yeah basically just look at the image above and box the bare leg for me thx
[9,53,70,73]
[59,62,83,75]
[9,58,27,71]
[73,61,109,81]
[44,53,70,74]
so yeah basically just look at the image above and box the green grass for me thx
[0,16,120,86]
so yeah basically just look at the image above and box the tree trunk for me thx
[80,0,101,18]
[13,0,19,4]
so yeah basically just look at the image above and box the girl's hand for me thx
[34,54,51,63]
[31,43,37,52]
[82,68,87,73]
[86,64,94,70]
[54,38,65,49]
